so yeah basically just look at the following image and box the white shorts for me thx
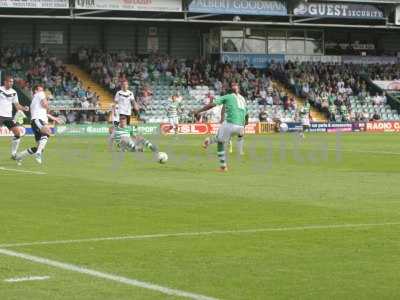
[301,119,310,126]
[217,123,245,143]
[169,117,179,126]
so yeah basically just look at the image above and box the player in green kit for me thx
[164,94,182,135]
[298,106,311,139]
[110,115,159,156]
[194,82,247,172]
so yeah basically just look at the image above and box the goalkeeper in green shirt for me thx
[194,82,248,172]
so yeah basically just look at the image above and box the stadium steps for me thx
[273,81,327,122]
[64,64,114,109]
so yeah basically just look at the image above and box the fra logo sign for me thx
[76,0,95,8]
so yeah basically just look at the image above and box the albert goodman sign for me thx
[188,0,287,16]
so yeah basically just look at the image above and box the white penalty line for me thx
[0,166,46,175]
[1,222,400,249]
[4,275,50,283]
[0,248,218,300]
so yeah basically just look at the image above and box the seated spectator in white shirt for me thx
[267,85,273,96]
[214,79,222,94]
[302,83,310,95]
[373,95,382,105]
[81,99,90,109]
[259,89,267,101]
[266,95,273,106]
[338,85,346,94]
[67,111,77,123]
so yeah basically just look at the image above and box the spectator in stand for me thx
[259,88,267,103]
[0,46,98,124]
[372,113,380,120]
[259,109,268,122]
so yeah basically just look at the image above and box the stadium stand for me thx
[277,61,400,122]
[1,47,90,108]
[2,48,400,124]
[73,49,400,123]
[0,46,109,124]
[64,64,114,109]
[77,48,328,123]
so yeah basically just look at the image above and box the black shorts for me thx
[0,116,17,130]
[31,119,49,142]
[119,114,131,124]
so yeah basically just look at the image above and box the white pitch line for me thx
[326,148,400,156]
[4,275,50,283]
[0,248,218,300]
[0,166,46,175]
[1,222,400,249]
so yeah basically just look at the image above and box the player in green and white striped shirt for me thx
[110,115,158,155]
[165,95,182,135]
[298,106,311,139]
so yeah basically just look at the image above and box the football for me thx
[280,122,289,132]
[157,152,168,164]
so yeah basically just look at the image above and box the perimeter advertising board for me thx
[0,0,68,8]
[75,0,181,12]
[188,0,287,16]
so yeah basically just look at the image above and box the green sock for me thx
[217,142,227,168]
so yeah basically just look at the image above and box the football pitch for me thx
[1,133,400,300]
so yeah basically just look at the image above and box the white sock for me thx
[11,136,21,156]
[128,140,136,150]
[237,137,244,154]
[37,137,48,154]
[108,133,115,149]
[18,148,36,161]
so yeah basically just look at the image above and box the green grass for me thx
[1,133,400,300]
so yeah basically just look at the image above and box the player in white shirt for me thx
[0,76,29,159]
[15,85,60,164]
[114,80,137,124]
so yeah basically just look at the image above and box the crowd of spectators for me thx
[0,46,105,123]
[276,61,399,122]
[80,48,400,123]
[77,48,218,90]
[78,48,305,122]
[3,46,399,124]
